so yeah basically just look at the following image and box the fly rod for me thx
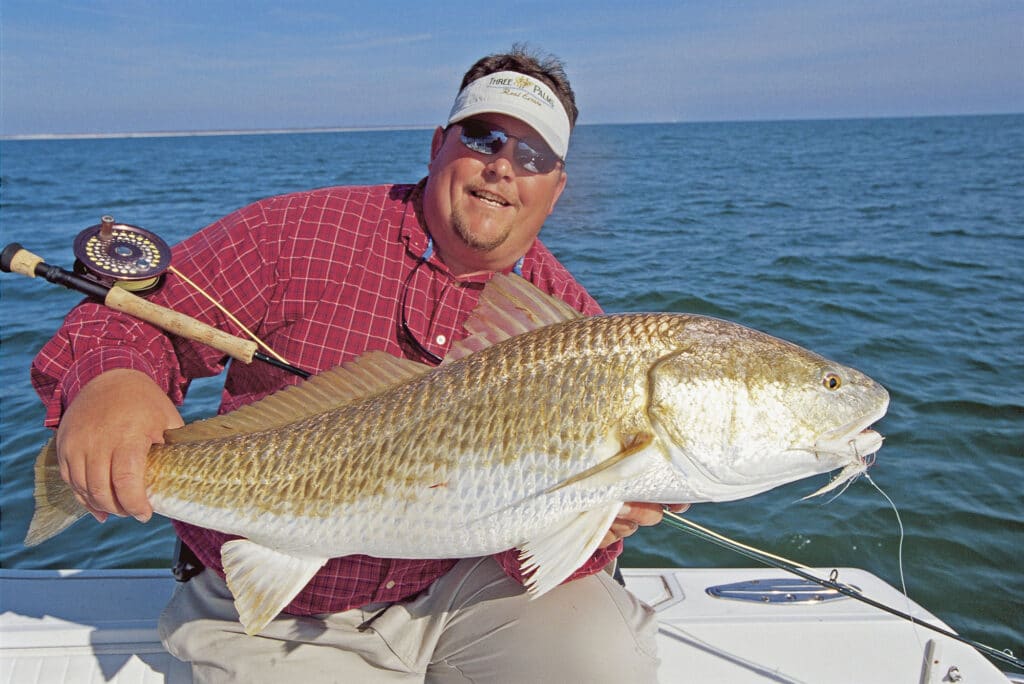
[1,217,310,380]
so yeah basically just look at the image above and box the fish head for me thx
[646,316,890,502]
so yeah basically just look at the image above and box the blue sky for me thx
[1,0,1021,136]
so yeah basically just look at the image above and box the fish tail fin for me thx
[24,437,88,546]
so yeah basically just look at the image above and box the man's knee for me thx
[431,570,660,682]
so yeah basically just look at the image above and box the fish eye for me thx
[822,372,843,390]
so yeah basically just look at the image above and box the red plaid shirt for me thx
[30,182,621,615]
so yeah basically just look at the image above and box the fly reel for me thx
[73,216,172,293]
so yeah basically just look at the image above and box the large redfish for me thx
[26,274,889,635]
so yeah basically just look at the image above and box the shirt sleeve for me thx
[30,302,190,427]
[30,198,280,426]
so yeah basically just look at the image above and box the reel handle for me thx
[2,243,259,365]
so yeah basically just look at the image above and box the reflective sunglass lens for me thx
[457,121,559,174]
[461,133,503,155]
[514,143,555,174]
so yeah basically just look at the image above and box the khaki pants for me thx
[158,557,659,683]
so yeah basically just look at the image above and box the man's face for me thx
[423,112,567,276]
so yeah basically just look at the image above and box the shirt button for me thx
[435,334,447,345]
[385,580,396,589]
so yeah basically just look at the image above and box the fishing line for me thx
[863,470,921,652]
[660,510,1024,671]
[167,265,292,366]
[864,473,929,659]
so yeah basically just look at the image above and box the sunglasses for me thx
[456,120,563,174]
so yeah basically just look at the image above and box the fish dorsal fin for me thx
[444,273,584,364]
[165,352,431,444]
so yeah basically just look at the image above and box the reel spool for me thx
[73,216,171,293]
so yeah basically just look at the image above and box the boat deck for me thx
[0,567,1013,683]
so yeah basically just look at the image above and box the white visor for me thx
[447,71,571,160]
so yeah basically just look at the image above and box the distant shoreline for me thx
[0,124,435,142]
[2,112,1019,142]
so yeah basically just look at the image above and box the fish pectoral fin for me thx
[518,502,623,598]
[220,539,328,635]
[24,437,88,547]
[544,432,656,494]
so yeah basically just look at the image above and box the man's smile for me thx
[470,188,513,208]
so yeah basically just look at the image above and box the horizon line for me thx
[2,111,1019,142]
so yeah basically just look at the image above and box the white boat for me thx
[1,566,1018,683]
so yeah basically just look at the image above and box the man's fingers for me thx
[84,445,127,518]
[48,369,182,523]
[57,442,103,521]
[80,498,110,523]
[110,445,153,522]
[621,502,665,527]
[62,460,110,522]
[599,502,694,549]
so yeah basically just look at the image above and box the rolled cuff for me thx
[43,346,161,428]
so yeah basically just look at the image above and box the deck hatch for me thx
[706,577,859,604]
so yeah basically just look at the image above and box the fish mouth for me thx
[805,404,888,498]
[814,401,888,460]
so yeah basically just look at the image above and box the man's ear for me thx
[547,170,568,215]
[428,126,447,167]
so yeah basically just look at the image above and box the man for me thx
[31,47,679,682]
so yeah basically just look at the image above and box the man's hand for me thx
[55,369,184,523]
[599,502,690,548]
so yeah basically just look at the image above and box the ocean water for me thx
[1,115,1021,659]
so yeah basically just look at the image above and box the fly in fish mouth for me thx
[804,428,884,499]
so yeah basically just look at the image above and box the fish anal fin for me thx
[545,432,656,494]
[518,502,623,598]
[444,274,583,364]
[166,351,432,444]
[220,539,328,635]
[24,437,88,546]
